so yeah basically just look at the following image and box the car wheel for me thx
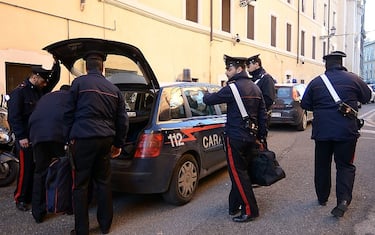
[162,154,199,206]
[296,112,307,131]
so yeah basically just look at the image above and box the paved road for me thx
[1,104,375,235]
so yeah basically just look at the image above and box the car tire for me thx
[162,154,199,206]
[296,112,307,131]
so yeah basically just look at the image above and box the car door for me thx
[182,86,226,169]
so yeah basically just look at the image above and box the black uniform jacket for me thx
[8,63,60,140]
[203,71,267,142]
[63,71,128,148]
[301,65,371,141]
[28,90,69,146]
[250,67,276,111]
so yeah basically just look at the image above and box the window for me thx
[324,4,327,26]
[301,0,305,13]
[286,23,292,52]
[271,15,277,47]
[312,36,316,59]
[159,87,186,121]
[184,87,217,116]
[300,30,305,56]
[313,0,317,20]
[222,0,231,33]
[247,5,255,40]
[186,0,198,23]
[211,87,227,114]
[323,41,327,59]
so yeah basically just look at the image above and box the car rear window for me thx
[276,87,291,98]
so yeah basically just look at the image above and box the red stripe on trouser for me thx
[226,137,251,215]
[14,149,25,202]
[350,152,355,164]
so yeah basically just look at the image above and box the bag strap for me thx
[228,83,249,119]
[320,74,341,103]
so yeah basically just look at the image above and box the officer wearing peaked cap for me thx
[7,61,60,212]
[301,50,371,217]
[83,50,107,61]
[246,54,275,148]
[246,54,275,111]
[204,54,266,223]
[65,48,128,234]
[224,54,248,69]
[323,51,347,70]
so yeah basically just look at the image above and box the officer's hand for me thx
[255,138,266,151]
[19,138,29,148]
[110,146,122,158]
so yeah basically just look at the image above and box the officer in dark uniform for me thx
[28,85,70,223]
[246,54,276,112]
[246,54,275,147]
[204,55,267,223]
[8,62,60,211]
[301,51,371,217]
[64,51,128,235]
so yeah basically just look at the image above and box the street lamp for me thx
[320,26,337,39]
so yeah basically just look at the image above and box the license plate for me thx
[271,112,281,117]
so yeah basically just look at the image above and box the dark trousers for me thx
[14,143,34,204]
[71,137,113,235]
[32,142,65,219]
[314,140,357,205]
[225,137,259,216]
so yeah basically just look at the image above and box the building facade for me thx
[0,0,365,94]
[363,40,375,83]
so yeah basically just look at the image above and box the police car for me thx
[44,38,227,205]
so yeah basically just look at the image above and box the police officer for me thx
[246,54,275,112]
[204,55,267,222]
[301,51,371,217]
[64,51,128,235]
[246,54,275,147]
[8,62,60,211]
[28,85,70,223]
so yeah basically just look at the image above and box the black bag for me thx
[45,156,73,214]
[249,150,286,186]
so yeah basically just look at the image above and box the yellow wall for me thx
[0,0,349,94]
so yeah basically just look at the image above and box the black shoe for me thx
[70,230,76,235]
[331,200,349,217]
[232,214,258,223]
[16,202,29,211]
[101,229,110,234]
[33,212,46,224]
[229,208,241,216]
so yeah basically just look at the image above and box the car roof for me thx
[43,38,159,90]
[160,82,221,88]
[275,83,305,87]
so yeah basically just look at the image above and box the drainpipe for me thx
[297,0,300,64]
[209,0,213,83]
[327,0,331,53]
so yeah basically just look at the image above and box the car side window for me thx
[210,86,227,114]
[184,87,217,116]
[158,87,186,121]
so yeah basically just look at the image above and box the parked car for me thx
[44,38,227,206]
[270,83,313,131]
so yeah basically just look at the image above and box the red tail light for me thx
[134,133,163,158]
